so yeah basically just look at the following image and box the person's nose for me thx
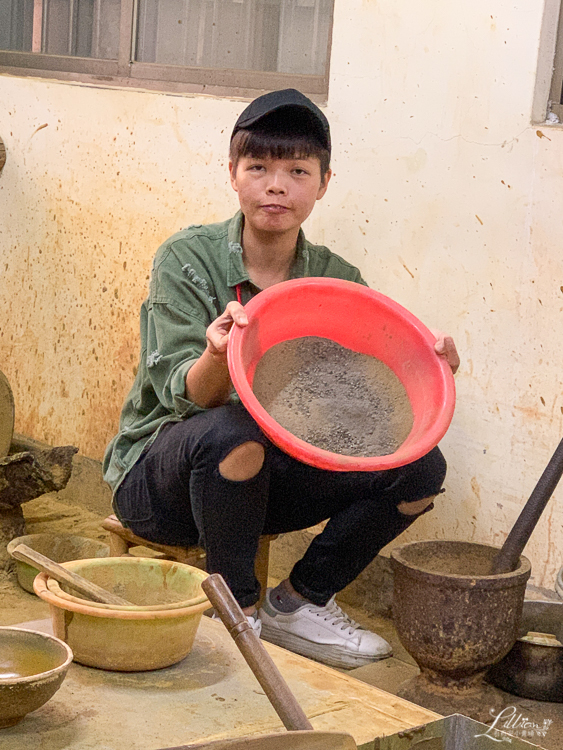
[266,171,288,195]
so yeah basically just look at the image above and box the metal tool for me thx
[487,599,563,701]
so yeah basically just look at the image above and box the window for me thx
[533,0,563,123]
[549,1,563,120]
[0,0,334,97]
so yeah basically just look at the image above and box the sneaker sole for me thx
[260,622,392,669]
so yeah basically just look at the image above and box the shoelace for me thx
[313,598,362,635]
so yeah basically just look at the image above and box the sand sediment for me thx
[252,337,413,457]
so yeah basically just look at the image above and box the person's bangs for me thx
[230,129,330,178]
[238,130,320,162]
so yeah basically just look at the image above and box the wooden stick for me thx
[12,543,132,606]
[202,573,314,733]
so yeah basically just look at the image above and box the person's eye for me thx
[293,168,308,176]
[248,164,264,172]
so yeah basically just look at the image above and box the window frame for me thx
[533,0,563,123]
[0,0,333,99]
[549,0,563,119]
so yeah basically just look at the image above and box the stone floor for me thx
[340,601,563,750]
[2,491,562,750]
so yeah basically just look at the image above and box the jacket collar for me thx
[226,211,310,290]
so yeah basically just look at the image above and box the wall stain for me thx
[470,477,481,501]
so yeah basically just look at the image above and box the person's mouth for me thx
[261,204,290,213]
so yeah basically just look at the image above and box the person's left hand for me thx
[432,331,460,375]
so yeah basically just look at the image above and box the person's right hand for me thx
[205,301,248,365]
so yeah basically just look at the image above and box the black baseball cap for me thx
[231,89,331,155]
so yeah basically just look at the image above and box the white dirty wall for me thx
[0,0,562,590]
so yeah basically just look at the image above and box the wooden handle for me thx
[202,574,314,732]
[12,543,132,606]
[491,437,563,574]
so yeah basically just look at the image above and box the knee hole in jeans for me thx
[397,495,436,516]
[219,441,265,481]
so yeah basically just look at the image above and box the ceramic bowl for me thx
[0,626,73,728]
[7,533,109,594]
[34,559,210,671]
[44,556,208,611]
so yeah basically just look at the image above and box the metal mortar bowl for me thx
[487,599,563,701]
[0,627,73,728]
[391,540,531,687]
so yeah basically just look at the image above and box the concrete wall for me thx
[1,0,562,590]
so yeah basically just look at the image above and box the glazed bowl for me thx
[44,556,208,611]
[7,533,109,594]
[34,558,210,671]
[0,626,73,728]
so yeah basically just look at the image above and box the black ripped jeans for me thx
[115,403,447,608]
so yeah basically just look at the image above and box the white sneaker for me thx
[259,590,392,669]
[212,612,262,637]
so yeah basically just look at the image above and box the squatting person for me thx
[103,89,460,669]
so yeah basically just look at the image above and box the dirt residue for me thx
[252,337,413,457]
[397,542,526,577]
[56,579,186,606]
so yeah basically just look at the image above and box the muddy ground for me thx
[1,494,562,750]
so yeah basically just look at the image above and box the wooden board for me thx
[0,617,439,750]
[168,730,357,750]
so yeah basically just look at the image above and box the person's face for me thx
[229,155,331,238]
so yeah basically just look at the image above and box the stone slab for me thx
[1,616,439,750]
[349,657,419,696]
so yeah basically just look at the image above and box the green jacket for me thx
[103,211,366,495]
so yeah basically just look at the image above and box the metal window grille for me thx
[0,0,334,96]
[549,1,563,118]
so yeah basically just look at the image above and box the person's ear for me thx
[229,160,239,192]
[316,168,332,200]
